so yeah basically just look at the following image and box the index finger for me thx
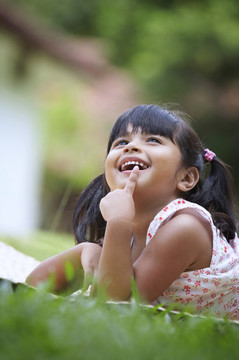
[124,166,139,195]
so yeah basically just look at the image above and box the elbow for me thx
[97,276,132,301]
[105,289,131,302]
[25,268,47,288]
[25,266,58,292]
[25,265,38,286]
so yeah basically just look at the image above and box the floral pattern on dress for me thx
[146,198,239,320]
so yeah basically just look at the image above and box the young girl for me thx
[26,104,239,320]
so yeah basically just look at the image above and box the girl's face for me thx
[105,125,185,206]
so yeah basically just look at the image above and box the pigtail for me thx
[73,174,108,244]
[173,112,237,242]
[200,156,237,241]
[189,154,237,242]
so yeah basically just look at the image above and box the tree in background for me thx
[8,0,239,157]
[1,0,239,231]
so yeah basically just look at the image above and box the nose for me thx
[123,141,141,153]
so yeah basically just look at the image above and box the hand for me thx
[100,166,139,222]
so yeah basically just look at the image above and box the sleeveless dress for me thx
[146,198,239,320]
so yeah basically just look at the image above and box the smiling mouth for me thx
[119,160,149,172]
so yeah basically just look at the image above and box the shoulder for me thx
[150,209,213,270]
[146,199,214,243]
[171,208,212,234]
[133,208,213,301]
[153,210,211,245]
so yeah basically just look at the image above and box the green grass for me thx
[0,283,239,360]
[0,231,73,260]
[1,232,239,359]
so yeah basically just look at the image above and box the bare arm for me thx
[97,167,139,299]
[26,242,102,294]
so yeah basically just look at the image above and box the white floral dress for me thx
[147,199,239,320]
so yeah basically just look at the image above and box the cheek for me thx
[104,157,115,189]
[105,170,112,190]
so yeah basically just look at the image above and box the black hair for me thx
[73,104,237,244]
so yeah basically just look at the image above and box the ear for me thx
[176,166,199,193]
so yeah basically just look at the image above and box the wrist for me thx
[103,218,132,245]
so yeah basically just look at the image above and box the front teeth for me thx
[121,161,148,171]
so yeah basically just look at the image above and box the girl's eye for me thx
[147,137,162,144]
[113,139,128,147]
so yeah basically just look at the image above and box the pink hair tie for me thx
[204,148,216,162]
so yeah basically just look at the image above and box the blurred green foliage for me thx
[1,284,239,360]
[3,0,239,230]
[2,228,239,359]
[11,0,239,150]
[1,231,73,260]
[12,0,239,98]
[40,87,108,231]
